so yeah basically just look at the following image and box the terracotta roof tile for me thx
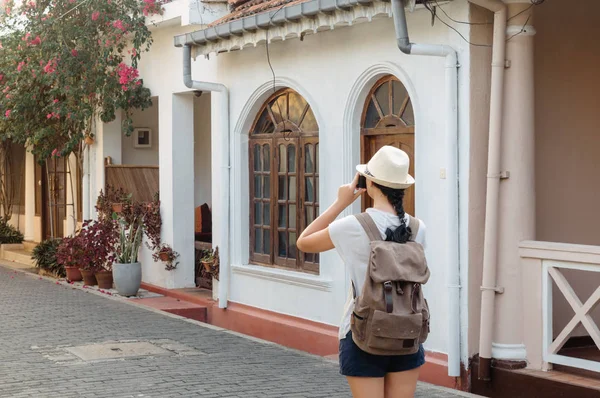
[210,0,308,27]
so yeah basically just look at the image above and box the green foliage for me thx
[0,219,24,244]
[32,238,64,277]
[0,0,161,161]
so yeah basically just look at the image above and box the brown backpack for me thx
[351,213,431,356]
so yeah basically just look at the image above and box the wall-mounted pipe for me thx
[183,44,231,309]
[391,0,460,378]
[467,0,507,382]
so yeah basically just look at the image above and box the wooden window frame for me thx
[249,88,319,274]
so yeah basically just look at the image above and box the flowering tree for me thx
[0,0,162,160]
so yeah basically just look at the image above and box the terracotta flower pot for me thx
[112,203,123,213]
[95,270,113,289]
[202,260,214,273]
[80,269,97,286]
[158,251,170,262]
[64,266,82,282]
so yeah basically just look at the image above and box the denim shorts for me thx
[339,331,425,377]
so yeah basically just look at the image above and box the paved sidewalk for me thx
[0,265,475,398]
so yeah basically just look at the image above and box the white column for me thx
[493,1,536,361]
[24,150,35,241]
[159,94,195,289]
[92,114,123,219]
[65,153,78,237]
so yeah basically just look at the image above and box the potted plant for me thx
[32,239,65,278]
[81,220,118,289]
[152,243,179,271]
[112,214,144,296]
[201,248,217,273]
[56,235,85,282]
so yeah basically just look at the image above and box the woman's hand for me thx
[335,173,366,209]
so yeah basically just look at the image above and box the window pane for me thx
[364,100,380,128]
[288,93,306,125]
[305,144,314,173]
[289,232,297,259]
[279,144,287,172]
[305,177,314,202]
[254,228,263,253]
[305,252,314,263]
[263,145,271,171]
[305,205,314,225]
[288,145,296,172]
[289,204,296,229]
[253,109,274,135]
[271,94,288,124]
[316,176,319,202]
[401,100,415,126]
[289,176,296,199]
[253,144,261,171]
[316,143,319,171]
[263,176,270,197]
[264,229,271,254]
[392,80,409,116]
[278,232,287,257]
[375,81,390,116]
[264,203,271,224]
[254,201,262,225]
[300,107,318,132]
[254,175,262,198]
[278,176,287,200]
[279,205,287,228]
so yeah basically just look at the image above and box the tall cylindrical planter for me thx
[113,262,142,297]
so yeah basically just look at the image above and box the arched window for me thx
[361,75,416,215]
[249,89,319,274]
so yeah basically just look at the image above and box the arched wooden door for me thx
[361,75,415,215]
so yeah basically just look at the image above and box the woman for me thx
[297,145,426,398]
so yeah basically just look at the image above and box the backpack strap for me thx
[355,213,382,242]
[408,215,420,241]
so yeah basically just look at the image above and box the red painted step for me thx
[133,296,207,323]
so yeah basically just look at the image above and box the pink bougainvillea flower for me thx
[47,113,52,119]
[51,148,58,157]
[91,11,100,21]
[22,32,31,41]
[112,19,125,31]
[29,36,41,46]
[17,61,25,71]
[53,99,59,103]
[5,110,11,118]
[43,58,57,74]
[71,49,78,57]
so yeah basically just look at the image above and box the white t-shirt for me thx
[329,208,427,340]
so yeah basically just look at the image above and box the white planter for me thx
[212,277,219,301]
[113,262,142,297]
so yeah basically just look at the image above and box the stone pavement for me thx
[0,265,476,398]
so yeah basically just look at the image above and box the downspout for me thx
[467,0,506,381]
[391,0,460,378]
[182,44,231,309]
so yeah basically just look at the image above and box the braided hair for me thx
[373,183,412,244]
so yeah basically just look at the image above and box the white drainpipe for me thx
[467,0,507,381]
[182,44,231,309]
[391,0,460,378]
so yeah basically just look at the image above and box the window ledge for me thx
[231,264,333,292]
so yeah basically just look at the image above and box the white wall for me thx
[121,97,159,165]
[194,94,212,207]
[195,1,473,356]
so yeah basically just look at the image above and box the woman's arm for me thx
[297,174,365,253]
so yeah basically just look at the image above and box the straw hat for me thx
[356,145,414,189]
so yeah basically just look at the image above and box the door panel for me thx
[43,158,67,239]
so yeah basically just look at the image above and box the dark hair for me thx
[374,183,411,244]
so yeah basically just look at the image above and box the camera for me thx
[357,175,367,189]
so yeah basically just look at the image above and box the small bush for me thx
[32,239,65,277]
[0,220,24,244]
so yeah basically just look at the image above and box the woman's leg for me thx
[346,376,385,398]
[383,367,420,398]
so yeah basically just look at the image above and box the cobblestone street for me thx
[0,265,474,398]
